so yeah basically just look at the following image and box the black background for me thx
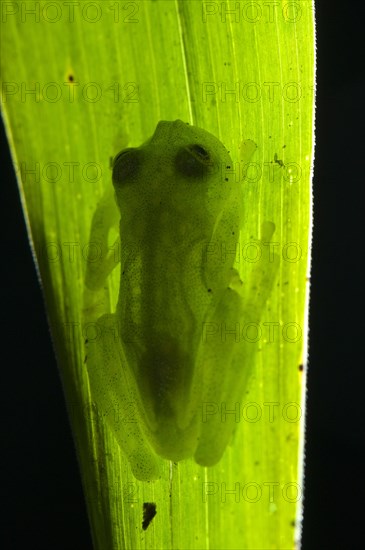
[1,2,364,548]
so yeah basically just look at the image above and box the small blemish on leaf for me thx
[274,153,285,168]
[298,364,303,372]
[142,502,157,531]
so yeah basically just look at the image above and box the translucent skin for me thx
[85,121,277,480]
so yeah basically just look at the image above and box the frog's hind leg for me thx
[85,313,161,481]
[194,222,279,467]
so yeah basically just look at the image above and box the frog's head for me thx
[111,120,239,242]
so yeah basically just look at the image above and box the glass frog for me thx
[85,120,278,481]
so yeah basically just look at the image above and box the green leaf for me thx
[1,1,315,548]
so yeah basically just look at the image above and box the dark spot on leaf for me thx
[274,153,285,168]
[142,502,157,531]
[298,364,303,372]
[68,74,74,82]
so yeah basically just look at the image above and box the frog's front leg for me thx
[85,312,161,481]
[85,188,120,291]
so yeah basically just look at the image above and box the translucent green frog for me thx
[85,120,277,480]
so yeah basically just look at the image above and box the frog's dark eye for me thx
[175,143,212,179]
[112,148,143,185]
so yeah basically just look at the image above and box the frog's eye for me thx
[112,148,143,186]
[175,143,213,179]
